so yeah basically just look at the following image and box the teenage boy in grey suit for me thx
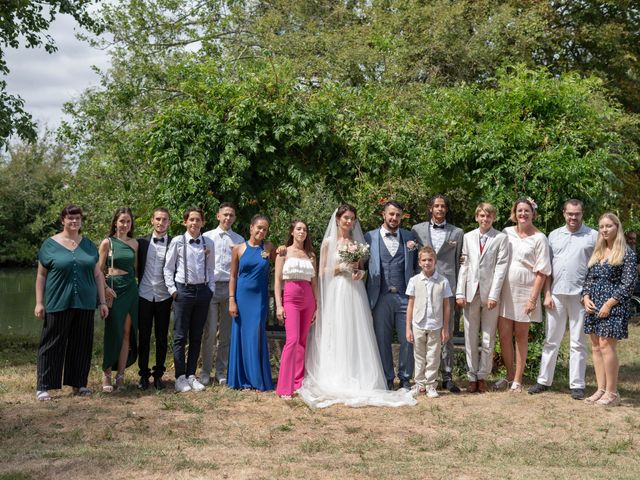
[365,201,418,390]
[412,194,464,393]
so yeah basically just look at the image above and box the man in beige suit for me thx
[456,203,509,393]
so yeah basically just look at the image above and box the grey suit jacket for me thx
[411,221,463,290]
[455,227,510,303]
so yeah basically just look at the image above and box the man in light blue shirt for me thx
[200,203,245,385]
[529,200,597,399]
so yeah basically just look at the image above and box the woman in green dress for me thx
[99,207,139,392]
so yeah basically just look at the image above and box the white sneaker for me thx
[175,375,192,393]
[426,386,439,398]
[217,377,227,386]
[199,372,211,386]
[188,375,205,392]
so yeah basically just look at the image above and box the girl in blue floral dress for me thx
[581,213,637,406]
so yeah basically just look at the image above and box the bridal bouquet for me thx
[338,241,370,264]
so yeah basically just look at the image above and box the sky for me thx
[4,13,111,131]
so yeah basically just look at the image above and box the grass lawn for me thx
[1,325,639,479]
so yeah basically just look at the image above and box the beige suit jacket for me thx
[456,227,509,303]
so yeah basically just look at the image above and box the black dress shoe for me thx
[400,379,411,390]
[153,377,165,390]
[443,379,461,393]
[137,376,150,390]
[570,388,585,400]
[528,382,549,395]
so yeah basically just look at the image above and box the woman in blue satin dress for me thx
[227,214,276,390]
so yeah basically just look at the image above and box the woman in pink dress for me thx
[495,198,551,392]
[274,220,318,398]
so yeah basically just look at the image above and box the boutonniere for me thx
[261,250,270,259]
[406,240,418,252]
[447,240,457,246]
[204,248,211,257]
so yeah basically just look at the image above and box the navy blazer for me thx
[364,228,418,310]
[137,234,173,283]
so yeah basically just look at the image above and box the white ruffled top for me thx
[282,256,315,281]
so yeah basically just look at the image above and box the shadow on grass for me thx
[617,361,640,405]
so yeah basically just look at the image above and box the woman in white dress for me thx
[297,204,416,408]
[495,198,552,392]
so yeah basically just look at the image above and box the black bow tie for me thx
[153,237,164,243]
[431,223,445,229]
[385,232,398,238]
[189,238,201,244]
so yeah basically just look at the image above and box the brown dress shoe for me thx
[477,379,487,393]
[467,381,478,393]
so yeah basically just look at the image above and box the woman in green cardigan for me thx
[34,205,109,401]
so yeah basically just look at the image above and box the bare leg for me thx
[590,334,605,391]
[513,322,530,385]
[117,314,132,378]
[599,336,619,393]
[498,316,515,381]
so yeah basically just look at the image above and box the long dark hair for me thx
[108,207,135,238]
[285,219,314,256]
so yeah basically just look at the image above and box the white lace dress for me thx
[297,251,417,408]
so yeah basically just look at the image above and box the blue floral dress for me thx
[582,248,637,339]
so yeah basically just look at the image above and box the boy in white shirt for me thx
[406,246,452,398]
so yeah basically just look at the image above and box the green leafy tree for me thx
[0,134,71,264]
[0,0,98,146]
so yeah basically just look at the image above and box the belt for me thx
[388,287,399,293]
[176,282,206,288]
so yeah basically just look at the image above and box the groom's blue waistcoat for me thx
[365,228,416,310]
[379,241,406,296]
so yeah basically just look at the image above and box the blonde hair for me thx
[588,212,627,267]
[418,246,437,260]
[475,202,497,217]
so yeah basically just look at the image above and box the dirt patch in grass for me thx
[1,327,640,480]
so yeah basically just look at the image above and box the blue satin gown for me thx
[227,241,274,390]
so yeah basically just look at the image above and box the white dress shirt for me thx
[406,271,453,330]
[380,226,400,257]
[548,224,598,296]
[430,221,447,253]
[164,232,216,295]
[203,226,244,283]
[139,234,171,302]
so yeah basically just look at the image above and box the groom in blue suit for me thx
[365,201,417,390]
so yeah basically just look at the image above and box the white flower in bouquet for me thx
[338,241,370,264]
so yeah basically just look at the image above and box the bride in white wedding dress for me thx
[297,204,416,408]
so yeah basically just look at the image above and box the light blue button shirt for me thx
[549,224,598,296]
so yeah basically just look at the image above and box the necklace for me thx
[61,235,79,247]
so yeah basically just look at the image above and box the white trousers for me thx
[537,293,587,389]
[463,294,499,381]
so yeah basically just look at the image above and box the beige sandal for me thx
[584,389,605,404]
[102,373,114,393]
[115,372,125,389]
[595,391,620,407]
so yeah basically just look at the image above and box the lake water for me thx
[0,268,105,341]
[0,268,40,339]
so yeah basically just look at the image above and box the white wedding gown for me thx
[298,251,417,409]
